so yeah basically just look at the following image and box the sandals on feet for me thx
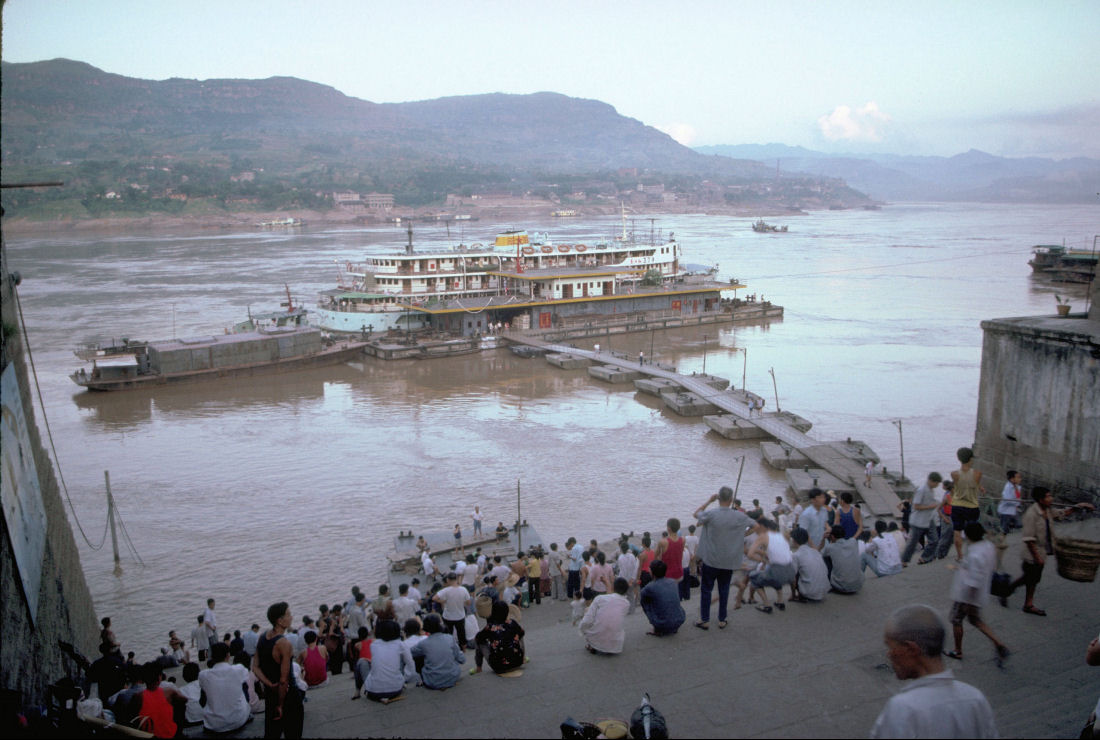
[775,602,786,611]
[944,650,963,660]
[1022,605,1046,616]
[756,605,773,614]
[694,621,709,630]
[717,621,728,629]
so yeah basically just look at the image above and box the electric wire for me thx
[13,284,109,551]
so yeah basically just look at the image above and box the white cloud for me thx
[658,122,697,146]
[817,102,892,143]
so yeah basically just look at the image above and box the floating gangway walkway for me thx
[505,334,903,517]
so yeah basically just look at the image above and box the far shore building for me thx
[972,276,1099,502]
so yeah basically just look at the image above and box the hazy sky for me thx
[4,0,1098,158]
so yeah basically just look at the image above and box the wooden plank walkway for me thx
[508,334,902,517]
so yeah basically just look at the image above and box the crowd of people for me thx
[81,455,1094,738]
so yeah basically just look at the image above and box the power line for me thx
[13,284,109,551]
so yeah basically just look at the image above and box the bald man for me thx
[871,604,997,739]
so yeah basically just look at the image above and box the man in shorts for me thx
[944,522,1009,664]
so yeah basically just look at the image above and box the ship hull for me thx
[72,341,367,391]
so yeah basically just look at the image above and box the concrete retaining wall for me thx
[974,314,1100,501]
[2,243,100,708]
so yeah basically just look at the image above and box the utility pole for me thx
[702,334,708,375]
[105,471,121,576]
[892,419,906,482]
[516,479,522,553]
[733,455,746,499]
[768,367,780,412]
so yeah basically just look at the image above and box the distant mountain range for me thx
[1,59,772,180]
[695,143,1100,203]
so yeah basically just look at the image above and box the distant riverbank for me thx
[0,202,816,236]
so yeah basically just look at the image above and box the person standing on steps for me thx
[949,447,984,561]
[692,485,753,630]
[253,602,304,739]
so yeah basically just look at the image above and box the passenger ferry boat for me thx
[314,220,694,335]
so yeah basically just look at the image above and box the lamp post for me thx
[892,419,906,482]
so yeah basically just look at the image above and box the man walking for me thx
[1008,486,1058,616]
[902,472,943,566]
[871,604,997,738]
[692,485,753,630]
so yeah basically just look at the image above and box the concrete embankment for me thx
[174,529,1097,739]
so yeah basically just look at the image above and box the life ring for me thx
[541,245,553,253]
[558,244,570,253]
[522,246,535,255]
[575,244,587,252]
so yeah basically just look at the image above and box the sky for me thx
[3,0,1099,158]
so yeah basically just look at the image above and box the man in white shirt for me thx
[489,556,511,588]
[407,578,423,606]
[616,542,640,613]
[202,598,218,649]
[579,578,631,655]
[392,583,420,627]
[198,642,252,734]
[945,522,1009,663]
[346,593,370,639]
[472,506,483,536]
[191,614,211,662]
[863,520,903,577]
[871,604,997,738]
[432,573,472,650]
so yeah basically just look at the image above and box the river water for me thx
[5,202,1095,656]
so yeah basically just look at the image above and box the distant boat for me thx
[551,209,578,217]
[1028,243,1097,283]
[752,219,788,233]
[257,217,304,228]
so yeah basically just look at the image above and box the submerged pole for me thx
[733,456,746,499]
[105,470,121,575]
[769,367,780,412]
[516,479,522,553]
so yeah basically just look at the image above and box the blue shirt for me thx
[568,544,583,572]
[800,506,829,548]
[410,632,465,690]
[639,578,685,633]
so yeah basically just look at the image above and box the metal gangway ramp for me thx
[507,334,901,517]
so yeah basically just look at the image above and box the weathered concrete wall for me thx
[974,312,1100,501]
[2,237,100,707]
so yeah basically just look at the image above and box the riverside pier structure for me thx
[505,336,904,518]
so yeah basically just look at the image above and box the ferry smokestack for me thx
[406,222,414,255]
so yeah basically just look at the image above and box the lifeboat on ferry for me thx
[522,246,536,255]
[540,245,553,253]
[558,244,571,253]
[575,244,587,252]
